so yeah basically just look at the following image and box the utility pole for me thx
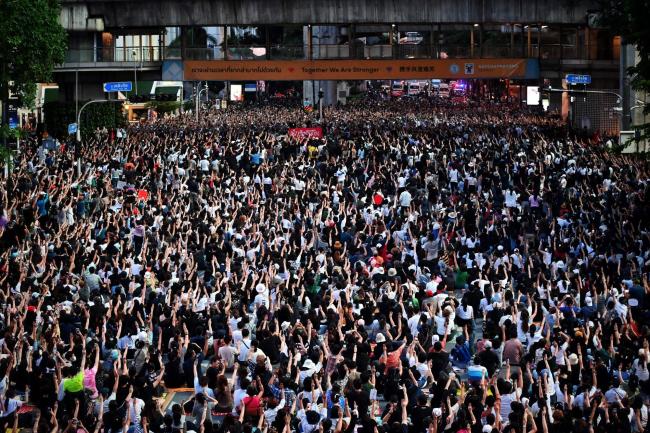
[197,84,208,121]
[318,88,324,122]
[195,82,200,121]
[133,49,139,95]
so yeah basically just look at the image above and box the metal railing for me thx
[225,46,268,60]
[312,44,350,59]
[184,47,225,60]
[113,46,162,62]
[439,45,472,58]
[58,42,619,66]
[164,47,182,59]
[270,45,305,59]
[63,46,164,63]
[398,44,432,59]
[479,45,512,58]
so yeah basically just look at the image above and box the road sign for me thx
[566,74,591,85]
[103,82,133,92]
[68,123,78,135]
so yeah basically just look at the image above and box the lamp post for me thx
[318,88,324,122]
[196,85,209,121]
[75,99,114,176]
[132,49,139,95]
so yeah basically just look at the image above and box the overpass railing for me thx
[57,42,617,68]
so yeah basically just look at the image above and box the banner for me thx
[288,127,323,139]
[185,58,531,81]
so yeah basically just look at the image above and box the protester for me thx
[0,94,649,433]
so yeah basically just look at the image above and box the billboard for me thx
[526,86,540,105]
[185,58,532,81]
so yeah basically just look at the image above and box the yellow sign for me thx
[184,59,529,81]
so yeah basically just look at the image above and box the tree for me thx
[0,0,67,114]
[599,0,650,144]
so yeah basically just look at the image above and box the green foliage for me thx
[43,101,76,139]
[80,102,127,139]
[183,100,195,112]
[0,0,67,109]
[0,144,14,170]
[599,0,650,144]
[0,124,26,140]
[0,126,18,169]
[44,101,127,139]
[146,100,181,114]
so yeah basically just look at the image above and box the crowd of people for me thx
[0,95,649,433]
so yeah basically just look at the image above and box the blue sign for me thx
[103,82,133,92]
[68,123,78,135]
[566,74,591,85]
[7,101,18,129]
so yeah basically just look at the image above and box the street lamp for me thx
[318,88,324,122]
[196,83,209,121]
[75,99,114,176]
[132,49,138,95]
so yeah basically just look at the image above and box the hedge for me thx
[43,101,127,140]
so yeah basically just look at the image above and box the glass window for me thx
[312,25,348,59]
[226,26,266,59]
[183,27,225,60]
[481,24,512,58]
[267,25,303,59]
[510,24,525,58]
[227,26,265,46]
[397,25,432,59]
[561,27,578,59]
[165,27,181,47]
[539,26,560,59]
[438,25,471,58]
[353,25,391,59]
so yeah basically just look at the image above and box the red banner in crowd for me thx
[288,127,323,139]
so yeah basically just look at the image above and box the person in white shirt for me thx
[237,329,252,363]
[299,357,323,385]
[504,188,519,208]
[498,363,522,422]
[199,158,210,172]
[449,167,459,189]
[399,189,412,209]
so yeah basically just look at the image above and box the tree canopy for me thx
[0,0,67,108]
